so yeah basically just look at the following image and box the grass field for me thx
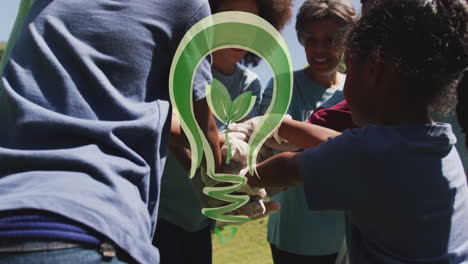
[212,218,273,264]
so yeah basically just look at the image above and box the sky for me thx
[0,0,362,86]
[0,1,21,42]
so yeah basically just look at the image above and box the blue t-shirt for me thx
[0,0,212,263]
[262,69,346,255]
[299,123,468,263]
[158,64,262,232]
[213,65,262,130]
[432,113,468,171]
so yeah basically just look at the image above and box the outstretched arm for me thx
[169,113,188,148]
[170,102,223,172]
[242,119,341,188]
[278,119,341,149]
[246,151,302,188]
[193,98,223,171]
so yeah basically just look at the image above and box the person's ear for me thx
[364,51,384,87]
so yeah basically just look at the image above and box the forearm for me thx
[193,98,222,171]
[169,113,189,148]
[246,152,302,188]
[169,145,192,172]
[278,119,341,149]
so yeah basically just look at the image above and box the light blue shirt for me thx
[0,1,212,263]
[213,65,262,130]
[158,64,262,231]
[432,113,468,171]
[261,69,346,255]
[300,123,468,263]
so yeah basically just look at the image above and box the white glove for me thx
[227,122,253,136]
[228,115,292,143]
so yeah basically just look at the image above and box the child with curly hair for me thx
[246,0,468,263]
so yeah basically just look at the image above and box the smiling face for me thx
[302,19,345,78]
[212,0,260,65]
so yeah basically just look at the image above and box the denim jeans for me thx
[0,240,134,264]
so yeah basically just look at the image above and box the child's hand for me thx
[251,201,280,220]
[231,197,280,219]
[238,167,264,195]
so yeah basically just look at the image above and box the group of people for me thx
[0,0,466,264]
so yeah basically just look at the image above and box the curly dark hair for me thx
[457,71,468,150]
[208,0,293,66]
[347,0,468,115]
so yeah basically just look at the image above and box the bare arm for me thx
[246,152,302,188]
[169,113,188,148]
[278,119,341,149]
[243,119,341,188]
[193,98,222,171]
[168,145,192,172]
[169,100,223,174]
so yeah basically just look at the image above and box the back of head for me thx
[347,0,467,114]
[296,0,358,45]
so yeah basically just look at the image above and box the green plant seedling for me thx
[206,78,256,164]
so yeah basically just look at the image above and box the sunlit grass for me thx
[212,218,273,264]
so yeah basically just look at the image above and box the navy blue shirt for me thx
[0,0,212,263]
[300,124,468,263]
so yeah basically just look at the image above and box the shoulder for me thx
[292,68,319,92]
[329,125,389,153]
[168,0,210,18]
[308,100,356,131]
[237,64,261,89]
[164,0,211,33]
[237,64,259,81]
[293,69,306,82]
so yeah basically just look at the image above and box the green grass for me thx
[212,218,273,264]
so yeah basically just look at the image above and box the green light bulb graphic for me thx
[169,11,293,222]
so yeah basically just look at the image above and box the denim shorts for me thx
[0,240,134,264]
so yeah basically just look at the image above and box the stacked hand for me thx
[201,115,298,220]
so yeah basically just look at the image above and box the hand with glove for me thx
[227,115,299,152]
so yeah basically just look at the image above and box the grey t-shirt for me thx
[212,64,262,130]
[299,123,468,263]
[0,0,212,263]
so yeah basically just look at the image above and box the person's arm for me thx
[168,145,192,172]
[245,151,302,188]
[193,98,222,171]
[170,100,222,171]
[247,129,361,211]
[278,119,341,149]
[169,112,189,148]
